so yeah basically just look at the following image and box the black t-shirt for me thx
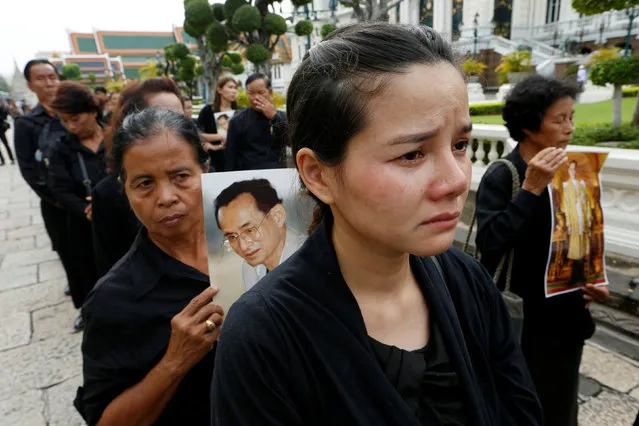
[370,316,466,426]
[75,229,213,426]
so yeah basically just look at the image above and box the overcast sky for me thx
[1,0,296,79]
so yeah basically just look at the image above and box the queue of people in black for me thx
[11,21,624,426]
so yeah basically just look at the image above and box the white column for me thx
[433,0,454,39]
[511,0,533,39]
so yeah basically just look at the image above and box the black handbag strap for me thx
[76,152,92,198]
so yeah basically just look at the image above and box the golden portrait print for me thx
[545,151,609,297]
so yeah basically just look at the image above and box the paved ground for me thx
[1,139,639,424]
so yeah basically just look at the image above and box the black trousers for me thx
[66,214,99,309]
[522,340,583,426]
[0,129,14,164]
[40,200,67,253]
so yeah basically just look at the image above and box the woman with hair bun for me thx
[49,81,107,331]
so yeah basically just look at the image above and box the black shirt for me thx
[475,145,595,346]
[196,104,226,172]
[370,317,466,426]
[47,133,107,220]
[14,104,69,204]
[75,229,214,426]
[212,216,541,426]
[224,107,287,171]
[91,174,140,278]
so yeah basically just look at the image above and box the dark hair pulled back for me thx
[51,81,101,116]
[286,22,457,233]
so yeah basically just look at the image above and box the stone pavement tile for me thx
[0,332,81,401]
[580,344,639,393]
[0,211,7,220]
[0,278,68,316]
[0,265,38,292]
[0,198,9,207]
[35,234,51,249]
[5,201,32,211]
[1,247,59,269]
[7,224,47,240]
[32,302,78,342]
[0,236,35,255]
[31,214,44,225]
[8,207,42,220]
[578,391,639,426]
[45,375,85,426]
[0,390,46,426]
[30,200,41,209]
[631,386,639,401]
[0,216,31,231]
[38,260,65,283]
[0,312,31,352]
[0,229,5,241]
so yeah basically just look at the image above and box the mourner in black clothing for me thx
[212,23,541,426]
[48,82,107,331]
[475,75,610,426]
[92,77,185,277]
[0,101,15,165]
[224,73,286,171]
[197,76,238,172]
[14,60,69,256]
[76,109,223,426]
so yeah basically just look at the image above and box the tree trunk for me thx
[613,84,623,128]
[632,91,639,126]
[255,61,272,79]
[197,39,223,103]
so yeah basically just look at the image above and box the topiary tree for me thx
[88,73,97,85]
[590,56,639,127]
[320,23,336,38]
[61,63,82,81]
[338,0,406,21]
[183,0,246,100]
[294,20,314,37]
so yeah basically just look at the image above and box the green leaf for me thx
[264,13,288,36]
[590,56,639,86]
[246,43,270,64]
[232,5,262,32]
[173,43,191,60]
[224,0,248,22]
[206,21,228,49]
[185,1,215,37]
[228,52,243,64]
[231,63,245,75]
[221,55,234,67]
[572,0,637,16]
[212,3,226,21]
[320,23,336,38]
[294,20,314,37]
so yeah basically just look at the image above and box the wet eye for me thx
[399,150,425,163]
[453,140,469,152]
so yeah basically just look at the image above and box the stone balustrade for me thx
[459,124,639,259]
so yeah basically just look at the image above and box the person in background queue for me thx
[92,77,185,278]
[75,108,223,426]
[0,100,15,165]
[48,82,107,331]
[197,76,238,172]
[94,87,108,110]
[14,59,71,294]
[212,23,541,425]
[224,73,286,171]
[475,75,609,426]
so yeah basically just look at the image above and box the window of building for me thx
[546,0,561,23]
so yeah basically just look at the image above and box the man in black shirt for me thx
[225,74,287,171]
[14,60,70,276]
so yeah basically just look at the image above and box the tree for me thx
[573,0,638,56]
[589,56,639,127]
[338,0,405,21]
[88,73,97,85]
[0,75,9,92]
[183,0,249,98]
[320,23,337,38]
[61,63,82,81]
[139,61,162,80]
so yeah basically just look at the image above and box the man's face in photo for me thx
[218,192,285,267]
[217,116,229,131]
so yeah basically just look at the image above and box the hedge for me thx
[623,86,639,97]
[571,123,639,149]
[469,102,504,116]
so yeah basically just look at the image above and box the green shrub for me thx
[264,13,288,36]
[469,102,504,116]
[320,23,336,38]
[236,89,249,108]
[623,86,639,97]
[590,56,639,87]
[295,20,314,37]
[246,43,269,64]
[232,5,261,32]
[571,123,639,148]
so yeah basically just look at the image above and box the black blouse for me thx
[212,216,542,426]
[370,316,466,426]
[75,229,213,426]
